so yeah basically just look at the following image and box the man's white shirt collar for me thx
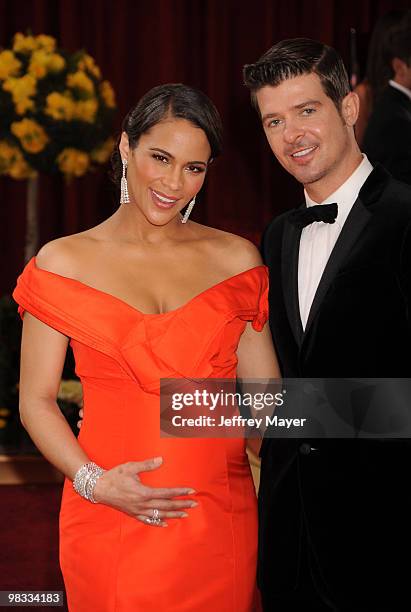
[298,155,373,329]
[388,80,411,102]
[303,154,373,228]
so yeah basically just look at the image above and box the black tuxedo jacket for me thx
[363,85,411,185]
[259,166,411,610]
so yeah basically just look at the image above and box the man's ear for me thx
[341,91,360,127]
[392,57,407,80]
[119,132,130,161]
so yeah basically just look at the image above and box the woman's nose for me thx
[162,166,183,192]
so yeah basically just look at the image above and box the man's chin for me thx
[289,165,327,186]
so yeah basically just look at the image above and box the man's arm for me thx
[399,218,411,311]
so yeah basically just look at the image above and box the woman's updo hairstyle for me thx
[111,83,223,189]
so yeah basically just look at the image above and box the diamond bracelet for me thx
[72,462,105,504]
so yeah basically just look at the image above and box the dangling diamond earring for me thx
[120,159,130,204]
[181,196,196,224]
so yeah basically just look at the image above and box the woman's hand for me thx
[77,407,84,429]
[93,457,197,527]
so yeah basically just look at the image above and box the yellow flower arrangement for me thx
[73,98,98,122]
[58,380,84,406]
[11,118,49,153]
[0,140,16,172]
[0,31,116,179]
[67,70,95,95]
[3,74,37,114]
[78,53,101,80]
[48,53,65,72]
[35,34,56,53]
[12,32,37,54]
[0,50,22,80]
[45,92,99,123]
[45,91,75,121]
[28,49,65,79]
[0,140,36,178]
[0,405,12,429]
[100,80,116,108]
[91,137,115,163]
[57,148,90,177]
[8,150,37,178]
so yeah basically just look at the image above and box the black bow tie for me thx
[288,202,338,229]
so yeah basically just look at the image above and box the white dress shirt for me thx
[298,154,373,329]
[388,79,411,102]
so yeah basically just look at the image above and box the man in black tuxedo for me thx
[363,12,411,184]
[244,39,411,611]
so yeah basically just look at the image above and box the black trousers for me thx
[261,526,336,612]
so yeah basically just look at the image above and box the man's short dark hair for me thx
[388,11,411,69]
[243,38,350,114]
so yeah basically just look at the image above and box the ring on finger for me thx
[146,508,161,526]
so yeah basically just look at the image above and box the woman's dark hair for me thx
[111,83,223,188]
[243,38,350,114]
[366,9,411,103]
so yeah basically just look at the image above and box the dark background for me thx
[1,0,409,294]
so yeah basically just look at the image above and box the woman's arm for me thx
[19,311,87,479]
[18,239,93,479]
[237,323,280,380]
[236,322,281,456]
[18,310,196,525]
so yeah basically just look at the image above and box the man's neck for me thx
[304,150,363,203]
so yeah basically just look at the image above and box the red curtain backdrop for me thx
[1,0,409,294]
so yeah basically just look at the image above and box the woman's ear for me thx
[119,132,130,161]
[341,91,360,127]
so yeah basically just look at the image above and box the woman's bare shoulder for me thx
[192,223,263,273]
[35,232,95,279]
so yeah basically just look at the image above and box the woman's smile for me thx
[149,188,181,209]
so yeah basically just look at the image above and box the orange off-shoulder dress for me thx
[13,257,268,612]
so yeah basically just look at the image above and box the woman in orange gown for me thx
[13,84,279,611]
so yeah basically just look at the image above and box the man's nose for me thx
[283,121,304,145]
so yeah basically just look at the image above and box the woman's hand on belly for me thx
[93,457,198,527]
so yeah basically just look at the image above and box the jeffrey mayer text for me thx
[218,415,307,428]
[171,414,307,428]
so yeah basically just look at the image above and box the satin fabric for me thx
[13,257,268,612]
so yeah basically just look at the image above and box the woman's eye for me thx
[267,119,281,128]
[186,165,204,174]
[152,154,168,163]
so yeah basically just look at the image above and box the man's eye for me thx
[302,108,315,115]
[152,154,168,163]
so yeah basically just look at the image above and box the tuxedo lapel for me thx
[303,200,371,337]
[303,164,390,338]
[282,219,304,346]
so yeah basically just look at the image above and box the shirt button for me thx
[299,443,318,455]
